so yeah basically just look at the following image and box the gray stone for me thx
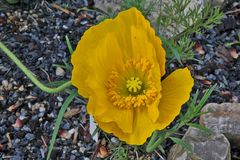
[200,103,240,147]
[55,67,65,77]
[168,127,231,160]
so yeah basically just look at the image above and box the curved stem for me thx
[0,42,72,93]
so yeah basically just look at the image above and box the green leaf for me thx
[159,34,183,65]
[46,90,78,160]
[170,137,193,153]
[52,64,67,69]
[187,123,213,134]
[195,84,216,114]
[190,89,199,108]
[65,35,73,54]
[158,145,165,155]
[62,60,72,71]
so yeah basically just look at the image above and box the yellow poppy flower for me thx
[71,7,194,145]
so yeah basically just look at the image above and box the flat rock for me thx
[168,127,231,160]
[200,103,240,147]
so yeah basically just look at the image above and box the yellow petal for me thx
[71,31,124,97]
[87,96,107,116]
[155,40,166,77]
[95,108,133,133]
[71,7,169,145]
[157,68,194,124]
[147,97,160,122]
[117,8,166,75]
[96,107,166,145]
[71,7,166,97]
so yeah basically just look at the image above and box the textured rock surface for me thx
[168,127,231,160]
[200,103,240,147]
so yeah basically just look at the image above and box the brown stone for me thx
[168,127,231,160]
[200,103,240,147]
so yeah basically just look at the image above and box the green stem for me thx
[147,131,158,148]
[146,132,165,153]
[146,123,185,153]
[0,42,72,93]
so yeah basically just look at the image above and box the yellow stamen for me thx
[105,58,159,109]
[126,77,142,93]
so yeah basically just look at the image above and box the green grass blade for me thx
[169,137,193,153]
[62,60,72,71]
[158,145,166,155]
[187,123,212,134]
[52,64,67,69]
[65,35,73,54]
[190,89,199,107]
[195,84,216,113]
[159,35,183,65]
[46,90,78,160]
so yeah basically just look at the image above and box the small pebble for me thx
[56,67,65,76]
[25,133,35,141]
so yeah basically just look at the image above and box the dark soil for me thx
[0,0,240,160]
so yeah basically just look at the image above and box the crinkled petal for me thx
[71,7,166,97]
[95,108,133,133]
[157,68,194,124]
[96,107,166,145]
[71,7,170,145]
[71,32,124,98]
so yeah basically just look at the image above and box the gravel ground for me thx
[0,0,240,159]
[0,1,97,159]
[191,2,240,158]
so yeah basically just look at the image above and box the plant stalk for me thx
[146,122,185,153]
[0,42,72,93]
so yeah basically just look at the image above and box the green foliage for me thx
[47,90,78,160]
[158,1,223,63]
[157,144,165,155]
[119,0,223,63]
[146,85,216,153]
[225,33,240,47]
[157,0,223,38]
[52,60,72,72]
[52,35,73,72]
[109,143,129,160]
[169,137,193,153]
[186,123,212,134]
[160,34,196,64]
[65,35,73,54]
[120,0,157,17]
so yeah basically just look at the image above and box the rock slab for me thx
[200,103,240,147]
[168,127,231,160]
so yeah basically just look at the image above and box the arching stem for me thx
[0,42,72,93]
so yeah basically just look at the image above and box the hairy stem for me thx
[0,42,72,93]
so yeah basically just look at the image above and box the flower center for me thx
[105,58,160,109]
[126,77,142,94]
